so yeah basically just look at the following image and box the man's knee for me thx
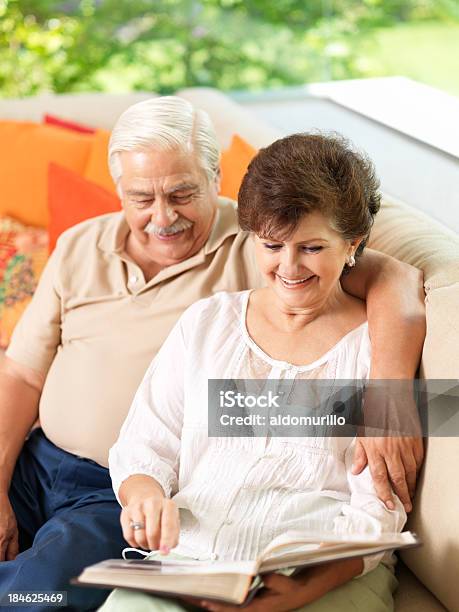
[0,503,125,610]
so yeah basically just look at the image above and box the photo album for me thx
[75,531,420,605]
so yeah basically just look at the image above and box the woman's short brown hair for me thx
[238,133,381,259]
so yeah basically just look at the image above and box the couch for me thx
[1,87,458,611]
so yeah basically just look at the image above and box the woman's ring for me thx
[129,521,145,531]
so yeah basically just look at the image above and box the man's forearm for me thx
[342,249,425,378]
[0,368,41,492]
[366,258,425,379]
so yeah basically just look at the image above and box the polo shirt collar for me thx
[97,211,130,255]
[204,197,239,255]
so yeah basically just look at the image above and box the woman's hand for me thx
[197,573,315,611]
[119,474,179,554]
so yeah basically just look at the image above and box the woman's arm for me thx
[341,248,426,511]
[109,342,184,504]
[198,558,364,611]
[294,557,364,598]
[109,315,188,551]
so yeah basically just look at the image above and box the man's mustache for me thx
[144,217,194,236]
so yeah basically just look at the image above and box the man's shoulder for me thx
[55,212,124,254]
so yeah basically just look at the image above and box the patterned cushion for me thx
[0,217,48,348]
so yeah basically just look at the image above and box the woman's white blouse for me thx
[109,291,406,575]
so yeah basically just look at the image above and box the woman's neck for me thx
[258,283,348,333]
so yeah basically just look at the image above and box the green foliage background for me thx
[1,0,458,98]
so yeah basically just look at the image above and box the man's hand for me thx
[352,437,424,512]
[352,381,425,511]
[119,474,179,554]
[0,355,44,560]
[0,493,19,561]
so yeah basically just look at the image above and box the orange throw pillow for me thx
[84,129,117,195]
[42,119,116,195]
[44,114,96,134]
[219,135,257,201]
[0,121,94,228]
[48,163,121,253]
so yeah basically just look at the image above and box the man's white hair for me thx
[108,96,220,195]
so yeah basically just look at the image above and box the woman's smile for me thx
[275,274,317,290]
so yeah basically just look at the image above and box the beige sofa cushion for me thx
[422,284,459,379]
[401,436,459,612]
[395,562,447,611]
[370,195,459,611]
[369,193,459,292]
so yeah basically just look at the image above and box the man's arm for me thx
[341,248,426,511]
[342,248,426,378]
[0,355,45,560]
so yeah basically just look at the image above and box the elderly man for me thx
[0,97,425,610]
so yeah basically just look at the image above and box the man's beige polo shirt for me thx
[7,198,262,467]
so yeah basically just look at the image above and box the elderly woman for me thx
[101,134,406,612]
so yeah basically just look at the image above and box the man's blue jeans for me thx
[0,429,126,611]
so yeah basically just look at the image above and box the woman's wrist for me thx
[295,557,364,604]
[119,474,165,506]
[119,475,179,552]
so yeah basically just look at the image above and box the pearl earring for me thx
[347,254,356,267]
